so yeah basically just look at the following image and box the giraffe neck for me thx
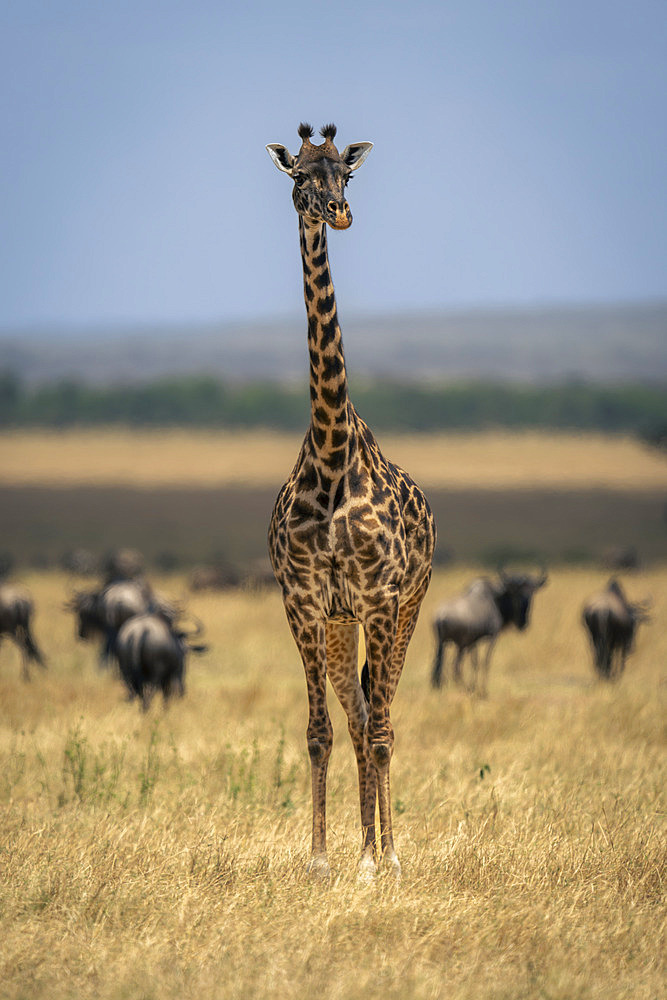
[299,216,352,469]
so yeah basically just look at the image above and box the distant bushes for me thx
[348,379,667,435]
[0,370,666,435]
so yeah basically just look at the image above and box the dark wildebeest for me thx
[431,570,548,696]
[582,578,650,680]
[60,548,99,577]
[0,582,46,680]
[103,547,144,583]
[114,613,207,710]
[601,545,641,572]
[188,563,240,592]
[68,579,179,664]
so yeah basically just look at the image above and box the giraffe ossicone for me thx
[266,123,436,879]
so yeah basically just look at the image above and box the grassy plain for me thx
[2,427,667,490]
[2,429,667,568]
[1,567,665,1000]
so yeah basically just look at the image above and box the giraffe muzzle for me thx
[329,213,352,230]
[327,201,352,230]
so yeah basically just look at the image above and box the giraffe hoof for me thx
[357,853,377,883]
[383,852,401,881]
[306,854,331,882]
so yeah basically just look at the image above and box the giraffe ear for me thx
[340,142,373,170]
[266,144,296,175]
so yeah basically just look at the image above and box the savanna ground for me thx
[2,429,667,566]
[0,429,666,999]
[1,568,665,1000]
[3,427,666,489]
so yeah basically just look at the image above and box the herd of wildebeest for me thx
[0,547,653,708]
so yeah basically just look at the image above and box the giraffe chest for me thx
[269,456,411,621]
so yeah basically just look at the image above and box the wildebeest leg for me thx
[20,623,46,673]
[19,641,31,682]
[593,631,608,678]
[162,658,185,704]
[117,649,141,702]
[100,628,116,669]
[612,646,626,681]
[325,623,377,879]
[452,645,465,687]
[8,628,32,682]
[431,632,447,688]
[161,676,173,706]
[467,645,479,693]
[477,639,496,699]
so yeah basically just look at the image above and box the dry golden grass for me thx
[0,567,665,999]
[2,428,666,491]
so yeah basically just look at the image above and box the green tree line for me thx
[0,370,665,436]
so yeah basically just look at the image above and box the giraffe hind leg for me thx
[365,574,431,878]
[326,624,378,879]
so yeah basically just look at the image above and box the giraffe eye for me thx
[293,172,306,186]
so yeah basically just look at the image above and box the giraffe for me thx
[266,123,436,879]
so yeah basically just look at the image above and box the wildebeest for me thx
[188,563,240,592]
[431,569,548,696]
[67,579,179,664]
[601,545,641,572]
[0,582,46,680]
[115,613,207,710]
[60,548,99,577]
[582,578,650,680]
[103,547,144,584]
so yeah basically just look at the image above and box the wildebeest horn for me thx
[536,566,548,587]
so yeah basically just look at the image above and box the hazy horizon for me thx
[3,301,665,384]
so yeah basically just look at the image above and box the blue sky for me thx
[2,0,666,329]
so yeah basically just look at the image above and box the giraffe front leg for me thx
[306,706,333,880]
[286,613,333,879]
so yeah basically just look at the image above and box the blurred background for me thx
[1,0,666,576]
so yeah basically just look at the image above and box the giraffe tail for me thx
[360,658,370,705]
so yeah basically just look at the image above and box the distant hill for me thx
[2,302,666,385]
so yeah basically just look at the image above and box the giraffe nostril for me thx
[328,200,349,215]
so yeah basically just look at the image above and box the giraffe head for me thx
[267,123,373,230]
